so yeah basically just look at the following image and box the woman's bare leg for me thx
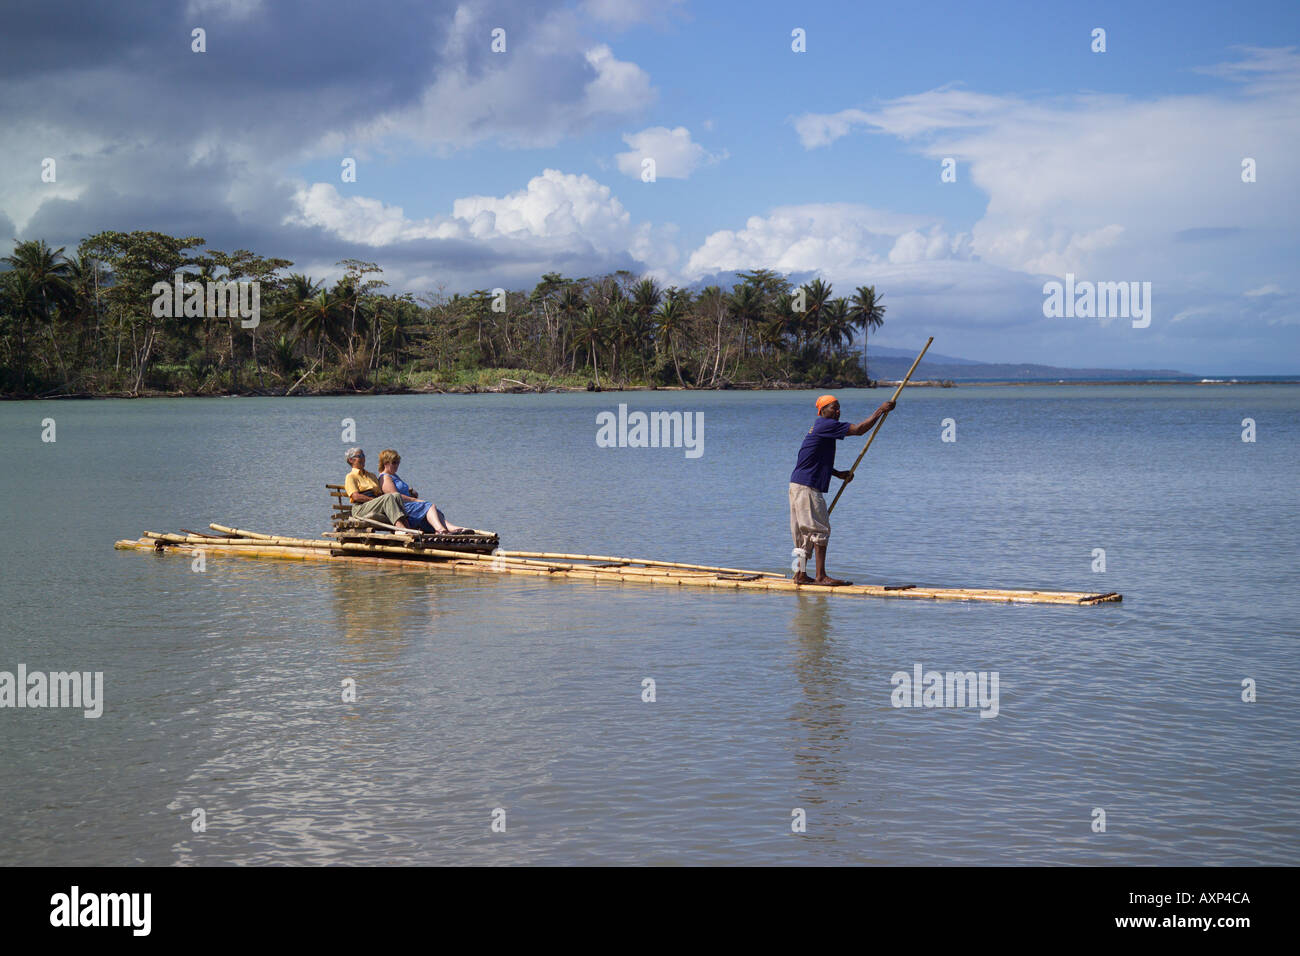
[429,505,469,534]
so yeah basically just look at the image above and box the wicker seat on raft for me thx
[325,484,499,553]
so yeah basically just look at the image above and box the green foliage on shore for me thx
[0,232,887,396]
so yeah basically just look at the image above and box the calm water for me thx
[1,385,1297,865]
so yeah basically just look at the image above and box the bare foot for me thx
[813,576,852,587]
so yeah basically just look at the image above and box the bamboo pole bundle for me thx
[116,538,1123,606]
[115,524,1123,605]
[162,529,727,578]
[126,536,724,583]
[498,550,784,577]
[148,531,333,549]
[207,524,757,577]
[329,541,713,577]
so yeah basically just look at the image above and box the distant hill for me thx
[867,345,984,366]
[863,347,1188,381]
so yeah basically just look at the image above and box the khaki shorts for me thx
[789,482,830,553]
[353,492,406,526]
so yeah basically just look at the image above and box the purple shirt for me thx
[790,416,851,492]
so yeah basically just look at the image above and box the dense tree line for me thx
[0,231,887,396]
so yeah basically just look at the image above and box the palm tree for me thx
[63,255,108,370]
[654,290,691,386]
[607,299,632,380]
[462,290,501,366]
[631,278,661,323]
[797,278,834,353]
[621,308,655,381]
[2,239,73,305]
[0,270,38,389]
[2,239,74,383]
[759,292,798,357]
[816,298,854,357]
[557,284,585,371]
[281,274,321,333]
[847,284,886,375]
[269,333,299,376]
[571,305,607,386]
[727,282,763,363]
[281,274,325,357]
[295,287,348,363]
[284,273,323,305]
[377,296,418,369]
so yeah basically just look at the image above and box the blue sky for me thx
[2,0,1298,373]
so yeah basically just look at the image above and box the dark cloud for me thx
[0,0,660,292]
[0,2,465,156]
[0,209,15,258]
[4,1,455,109]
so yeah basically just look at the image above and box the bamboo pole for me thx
[187,528,724,577]
[212,524,767,577]
[210,524,277,540]
[828,336,933,514]
[331,541,710,575]
[328,545,718,579]
[498,550,784,577]
[354,516,419,535]
[149,531,334,549]
[154,535,726,579]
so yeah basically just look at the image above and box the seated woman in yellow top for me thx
[343,448,414,532]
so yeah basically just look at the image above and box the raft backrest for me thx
[327,483,352,529]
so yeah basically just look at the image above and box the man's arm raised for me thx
[846,400,896,436]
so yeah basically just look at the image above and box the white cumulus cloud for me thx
[685,203,939,279]
[288,168,679,275]
[350,14,656,152]
[791,48,1300,282]
[614,126,726,179]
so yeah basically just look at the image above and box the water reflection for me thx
[788,594,850,800]
[328,564,441,663]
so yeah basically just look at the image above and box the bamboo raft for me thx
[114,523,1122,606]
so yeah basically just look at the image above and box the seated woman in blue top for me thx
[376,448,472,535]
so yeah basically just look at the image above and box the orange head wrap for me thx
[815,394,838,412]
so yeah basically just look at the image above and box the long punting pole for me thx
[827,336,933,515]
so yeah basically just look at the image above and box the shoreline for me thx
[943,378,1300,387]
[3,378,1296,401]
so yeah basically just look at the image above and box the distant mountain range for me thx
[863,345,1189,381]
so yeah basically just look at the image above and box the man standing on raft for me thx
[789,394,895,586]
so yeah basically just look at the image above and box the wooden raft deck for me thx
[114,524,1122,606]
